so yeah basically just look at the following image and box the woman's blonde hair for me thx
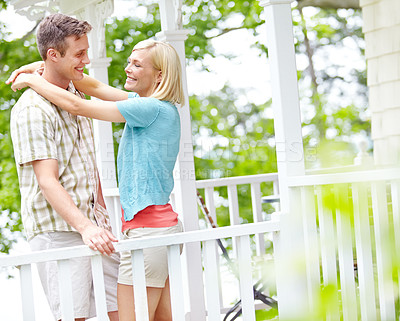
[133,39,185,105]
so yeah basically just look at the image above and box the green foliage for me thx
[190,85,276,226]
[0,0,41,252]
[191,85,276,177]
[183,0,264,64]
[0,29,41,252]
[255,309,279,320]
[293,7,369,161]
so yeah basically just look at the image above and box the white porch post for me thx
[69,0,116,188]
[62,0,119,234]
[157,1,206,320]
[258,0,310,319]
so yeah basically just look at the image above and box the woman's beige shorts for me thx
[118,220,183,288]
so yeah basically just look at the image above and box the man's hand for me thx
[6,61,44,85]
[81,224,118,256]
[10,73,36,92]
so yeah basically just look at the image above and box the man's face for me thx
[57,34,90,82]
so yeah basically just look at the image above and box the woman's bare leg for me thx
[154,278,172,321]
[107,310,119,321]
[118,283,164,321]
[118,284,135,321]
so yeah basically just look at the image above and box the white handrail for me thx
[0,221,280,268]
[103,173,279,197]
[196,173,278,189]
[287,167,400,187]
[0,220,280,321]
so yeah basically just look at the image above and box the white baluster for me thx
[301,186,321,311]
[167,244,185,321]
[19,264,35,321]
[131,250,149,321]
[251,182,265,256]
[237,235,255,321]
[371,182,396,320]
[204,186,223,306]
[390,180,400,297]
[334,185,358,321]
[228,185,241,226]
[228,184,240,259]
[316,186,340,320]
[91,255,108,321]
[203,240,222,320]
[57,259,74,321]
[352,183,377,320]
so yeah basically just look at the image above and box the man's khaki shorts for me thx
[29,231,119,320]
[118,220,183,288]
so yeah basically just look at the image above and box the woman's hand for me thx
[10,73,37,92]
[5,61,44,85]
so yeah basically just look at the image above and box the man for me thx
[9,13,119,321]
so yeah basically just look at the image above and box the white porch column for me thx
[63,0,119,233]
[156,1,206,320]
[258,0,309,319]
[69,0,116,188]
[361,0,400,166]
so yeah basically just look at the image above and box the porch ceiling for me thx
[10,0,107,20]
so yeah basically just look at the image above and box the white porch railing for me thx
[195,173,279,254]
[103,173,279,239]
[195,173,280,315]
[285,167,400,320]
[0,221,280,321]
[2,168,399,320]
[101,173,281,318]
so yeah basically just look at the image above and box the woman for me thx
[11,39,185,321]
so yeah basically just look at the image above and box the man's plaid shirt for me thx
[10,82,112,240]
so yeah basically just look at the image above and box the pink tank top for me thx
[121,204,178,232]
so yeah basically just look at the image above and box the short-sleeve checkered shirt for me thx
[10,82,112,240]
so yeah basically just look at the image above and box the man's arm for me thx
[32,158,117,255]
[12,74,126,123]
[6,61,129,102]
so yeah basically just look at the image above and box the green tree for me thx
[0,17,41,253]
[294,7,369,168]
[190,85,277,226]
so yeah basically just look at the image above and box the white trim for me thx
[156,30,190,42]
[258,0,294,7]
[196,173,278,188]
[287,167,400,186]
[0,222,280,268]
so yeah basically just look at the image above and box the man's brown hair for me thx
[37,13,92,60]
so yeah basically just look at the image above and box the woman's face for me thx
[124,49,161,97]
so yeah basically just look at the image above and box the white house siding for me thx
[361,0,400,165]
